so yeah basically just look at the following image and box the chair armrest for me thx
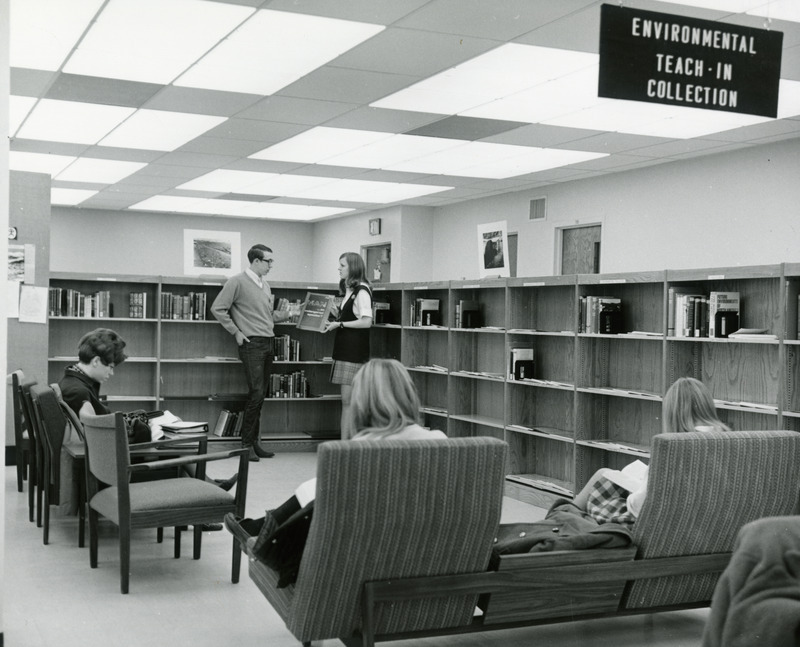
[129,434,209,452]
[128,447,247,474]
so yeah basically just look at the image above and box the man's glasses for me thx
[260,258,274,265]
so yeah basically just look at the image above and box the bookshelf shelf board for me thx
[160,358,240,364]
[420,406,448,417]
[50,356,158,363]
[784,340,800,346]
[105,395,157,402]
[49,316,158,323]
[667,336,779,345]
[450,370,505,382]
[449,413,505,429]
[206,393,343,402]
[577,387,662,401]
[505,473,573,497]
[373,323,403,329]
[273,359,332,365]
[782,410,800,418]
[506,424,574,443]
[507,329,575,337]
[576,439,651,458]
[408,366,449,375]
[713,400,779,414]
[508,379,574,391]
[578,332,661,341]
[161,319,217,324]
[401,325,449,332]
[451,327,506,334]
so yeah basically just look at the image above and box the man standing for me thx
[212,244,290,461]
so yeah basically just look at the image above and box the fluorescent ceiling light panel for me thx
[51,188,98,205]
[175,9,384,94]
[372,44,597,115]
[324,133,465,168]
[16,99,135,144]
[289,178,452,203]
[250,128,392,164]
[56,158,147,183]
[130,195,352,221]
[63,0,254,84]
[10,0,104,71]
[777,80,800,118]
[98,109,227,151]
[10,151,77,176]
[9,96,38,136]
[178,169,332,195]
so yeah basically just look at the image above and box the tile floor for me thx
[3,453,709,646]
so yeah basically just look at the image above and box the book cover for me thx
[509,347,534,380]
[213,409,230,437]
[296,292,335,332]
[458,300,481,328]
[709,291,740,337]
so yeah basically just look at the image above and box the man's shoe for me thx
[200,523,223,531]
[214,474,238,491]
[248,447,260,462]
[252,443,274,459]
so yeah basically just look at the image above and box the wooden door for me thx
[561,225,601,275]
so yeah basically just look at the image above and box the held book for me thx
[296,292,335,332]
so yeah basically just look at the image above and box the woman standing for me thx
[324,252,373,438]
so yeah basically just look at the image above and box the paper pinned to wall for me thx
[6,280,20,318]
[18,284,48,324]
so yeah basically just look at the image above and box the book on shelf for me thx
[508,347,534,380]
[272,334,301,361]
[579,296,622,334]
[668,287,701,336]
[231,410,244,437]
[160,291,207,320]
[48,287,112,317]
[212,409,231,437]
[161,421,208,433]
[728,328,777,340]
[372,301,391,324]
[411,298,441,326]
[455,299,481,328]
[673,292,705,337]
[708,291,740,338]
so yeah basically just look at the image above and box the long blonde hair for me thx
[663,377,730,434]
[350,359,421,438]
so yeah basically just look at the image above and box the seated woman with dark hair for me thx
[225,358,447,586]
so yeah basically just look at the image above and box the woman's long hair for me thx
[662,377,730,434]
[350,359,421,438]
[339,252,368,292]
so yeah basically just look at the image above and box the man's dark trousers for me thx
[238,336,273,447]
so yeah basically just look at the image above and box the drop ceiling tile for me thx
[394,0,587,40]
[144,86,262,116]
[204,118,309,143]
[221,193,277,202]
[333,27,497,77]
[484,123,605,148]
[45,74,162,108]
[177,135,271,157]
[131,163,213,180]
[166,188,228,199]
[225,158,309,174]
[627,138,744,158]
[555,132,674,155]
[263,0,431,25]
[514,2,599,53]
[113,173,183,190]
[565,153,660,171]
[10,68,58,97]
[81,146,163,163]
[782,45,800,81]
[701,117,800,142]
[280,67,418,104]
[51,180,108,191]
[11,139,90,156]
[325,106,442,133]
[156,151,239,168]
[236,96,358,125]
[407,115,528,141]
[348,168,431,183]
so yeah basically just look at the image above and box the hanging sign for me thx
[598,4,783,118]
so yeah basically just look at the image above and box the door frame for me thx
[554,222,603,276]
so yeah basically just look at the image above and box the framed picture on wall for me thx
[477,220,510,279]
[183,229,241,277]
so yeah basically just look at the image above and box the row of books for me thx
[579,296,623,334]
[212,409,244,437]
[454,299,482,328]
[268,370,312,398]
[275,297,303,324]
[161,291,207,320]
[669,289,740,338]
[273,334,301,361]
[49,287,113,318]
[129,292,148,318]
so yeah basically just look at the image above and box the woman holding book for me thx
[573,377,729,527]
[323,252,373,438]
[224,359,446,586]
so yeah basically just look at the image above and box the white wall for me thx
[431,139,800,279]
[50,208,316,281]
[1,0,9,635]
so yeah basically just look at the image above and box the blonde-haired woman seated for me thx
[225,359,446,586]
[573,377,729,528]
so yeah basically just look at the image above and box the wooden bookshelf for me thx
[48,273,340,448]
[50,263,800,479]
